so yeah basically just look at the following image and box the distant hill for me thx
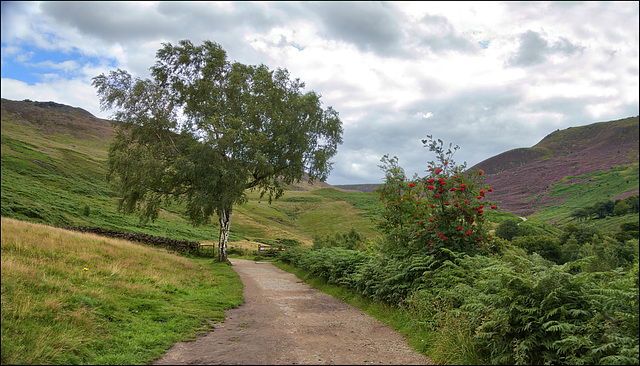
[287,173,347,191]
[1,98,114,141]
[336,116,639,219]
[2,98,637,221]
[333,183,380,193]
[0,98,379,245]
[470,116,639,216]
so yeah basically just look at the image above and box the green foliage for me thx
[280,237,638,365]
[279,247,372,287]
[512,235,562,263]
[405,253,639,365]
[312,228,368,250]
[495,219,521,241]
[351,253,440,304]
[616,221,639,242]
[93,39,343,260]
[560,223,602,246]
[280,247,440,304]
[556,223,639,269]
[375,136,498,258]
[495,218,563,242]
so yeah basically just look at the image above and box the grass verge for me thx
[1,217,244,365]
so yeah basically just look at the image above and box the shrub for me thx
[512,235,562,263]
[405,253,639,365]
[495,219,520,240]
[375,136,497,258]
[351,253,439,304]
[312,228,367,250]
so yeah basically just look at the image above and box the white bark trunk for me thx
[218,207,232,262]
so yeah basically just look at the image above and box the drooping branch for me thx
[94,39,343,261]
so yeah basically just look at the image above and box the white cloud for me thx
[1,1,638,185]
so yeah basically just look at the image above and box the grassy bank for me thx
[1,217,243,365]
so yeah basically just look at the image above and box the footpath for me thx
[154,258,432,365]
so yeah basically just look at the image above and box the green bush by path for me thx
[278,245,639,365]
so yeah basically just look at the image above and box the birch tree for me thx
[93,40,343,261]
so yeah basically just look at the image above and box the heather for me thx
[472,116,639,217]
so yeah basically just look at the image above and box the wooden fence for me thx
[257,243,286,257]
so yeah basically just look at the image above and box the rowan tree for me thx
[93,39,343,261]
[375,136,497,257]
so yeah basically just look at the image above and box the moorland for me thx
[1,98,638,365]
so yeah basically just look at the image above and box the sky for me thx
[1,1,639,186]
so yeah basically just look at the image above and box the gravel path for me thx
[154,258,432,365]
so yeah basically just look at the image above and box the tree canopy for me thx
[93,39,343,261]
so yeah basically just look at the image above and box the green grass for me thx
[1,113,380,248]
[1,217,244,365]
[311,188,380,216]
[229,190,381,247]
[530,164,639,228]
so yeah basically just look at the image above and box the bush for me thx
[293,247,372,287]
[351,253,439,304]
[280,226,638,365]
[495,219,520,241]
[227,246,255,257]
[312,228,367,250]
[512,235,562,263]
[375,136,497,258]
[405,253,639,365]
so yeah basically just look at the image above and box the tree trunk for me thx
[217,206,232,262]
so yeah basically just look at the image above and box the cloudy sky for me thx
[2,1,638,185]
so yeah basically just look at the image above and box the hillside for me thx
[0,98,378,249]
[336,117,639,221]
[470,116,639,216]
[2,97,637,230]
[1,98,114,141]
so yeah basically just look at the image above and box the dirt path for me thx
[154,258,432,365]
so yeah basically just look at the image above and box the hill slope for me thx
[2,98,637,229]
[0,98,378,248]
[470,116,639,216]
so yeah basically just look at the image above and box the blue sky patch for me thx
[290,42,305,51]
[1,43,116,85]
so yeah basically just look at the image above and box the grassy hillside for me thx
[1,217,243,365]
[471,116,639,217]
[1,98,381,251]
[529,163,639,229]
